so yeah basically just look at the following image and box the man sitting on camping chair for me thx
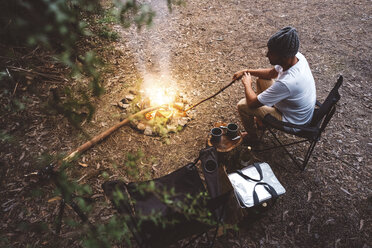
[233,26,317,146]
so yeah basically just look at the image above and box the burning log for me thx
[173,102,184,111]
[125,85,191,136]
[113,75,192,136]
[135,102,190,136]
[156,109,173,119]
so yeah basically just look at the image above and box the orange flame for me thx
[142,74,187,121]
[143,74,177,107]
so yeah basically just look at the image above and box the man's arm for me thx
[241,72,263,108]
[233,67,278,80]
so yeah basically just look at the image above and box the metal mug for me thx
[211,127,222,143]
[227,123,239,139]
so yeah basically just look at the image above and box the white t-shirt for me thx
[257,52,316,127]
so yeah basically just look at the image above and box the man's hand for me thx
[241,72,262,108]
[234,68,278,80]
[233,69,248,80]
[241,72,252,86]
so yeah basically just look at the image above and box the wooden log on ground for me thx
[63,106,160,162]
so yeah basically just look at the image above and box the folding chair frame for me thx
[102,147,231,248]
[181,196,228,248]
[255,128,320,171]
[253,76,342,171]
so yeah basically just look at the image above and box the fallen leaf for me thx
[79,162,88,168]
[19,152,25,161]
[360,219,364,230]
[48,196,62,203]
[283,210,289,221]
[340,187,352,196]
[335,238,341,248]
[77,174,87,182]
[152,163,159,172]
[307,191,312,202]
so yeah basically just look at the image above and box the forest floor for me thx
[1,0,371,247]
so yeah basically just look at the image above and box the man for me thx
[233,26,316,144]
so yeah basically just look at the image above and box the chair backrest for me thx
[310,76,343,131]
[103,164,208,248]
[102,147,229,248]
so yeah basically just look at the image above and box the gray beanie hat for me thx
[267,26,299,58]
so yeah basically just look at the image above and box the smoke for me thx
[118,0,176,87]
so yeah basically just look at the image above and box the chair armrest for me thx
[263,114,319,134]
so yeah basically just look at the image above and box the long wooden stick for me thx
[184,79,237,112]
[63,106,160,162]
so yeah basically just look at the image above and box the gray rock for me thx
[166,125,177,133]
[178,117,189,127]
[125,94,135,101]
[121,98,129,104]
[122,104,130,109]
[137,123,146,131]
[144,126,153,136]
[117,102,130,109]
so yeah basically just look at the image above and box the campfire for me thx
[143,85,186,120]
[119,75,191,136]
[144,102,187,121]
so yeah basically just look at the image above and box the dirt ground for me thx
[1,0,371,247]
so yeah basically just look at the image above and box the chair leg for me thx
[253,128,309,152]
[208,203,227,248]
[266,129,321,171]
[55,199,66,234]
[268,129,304,170]
[301,140,318,171]
[257,128,318,170]
[181,198,228,248]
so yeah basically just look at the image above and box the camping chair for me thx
[102,147,231,248]
[256,75,343,171]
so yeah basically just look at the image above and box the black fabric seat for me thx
[257,75,343,170]
[102,147,231,248]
